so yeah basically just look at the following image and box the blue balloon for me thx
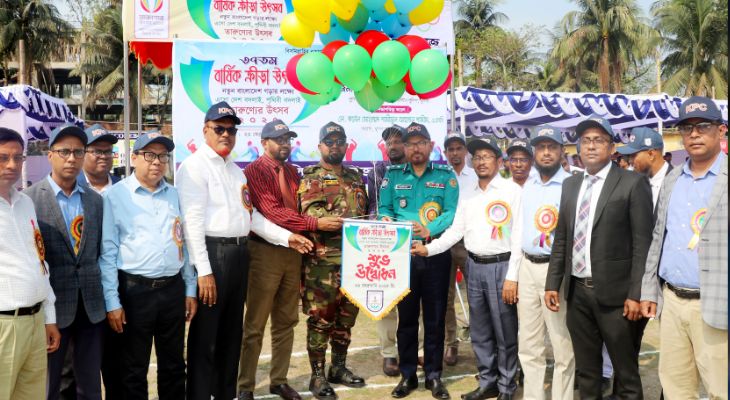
[320,22,351,44]
[393,0,421,13]
[365,18,383,32]
[361,0,387,11]
[381,13,411,38]
[396,12,411,25]
[369,6,390,22]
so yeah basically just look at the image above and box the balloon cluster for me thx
[286,32,451,112]
[281,0,444,47]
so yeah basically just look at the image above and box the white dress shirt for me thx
[426,175,523,281]
[572,162,612,278]
[0,188,56,323]
[83,172,113,194]
[176,143,292,277]
[649,161,670,207]
[453,165,478,206]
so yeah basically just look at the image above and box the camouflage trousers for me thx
[301,259,360,362]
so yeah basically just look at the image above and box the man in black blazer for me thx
[26,125,106,400]
[544,116,653,400]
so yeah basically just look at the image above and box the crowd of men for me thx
[0,95,726,400]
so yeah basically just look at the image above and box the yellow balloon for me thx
[281,13,315,48]
[384,0,397,14]
[293,0,332,33]
[331,0,359,20]
[408,0,443,25]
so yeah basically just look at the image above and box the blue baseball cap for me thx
[49,124,87,147]
[467,135,502,158]
[530,125,564,145]
[444,131,466,147]
[403,122,431,141]
[84,124,118,145]
[676,96,723,124]
[506,138,533,157]
[261,118,298,139]
[320,121,346,142]
[617,127,664,155]
[576,115,615,138]
[205,101,241,125]
[133,132,174,152]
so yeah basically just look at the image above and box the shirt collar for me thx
[583,161,612,181]
[1,187,20,206]
[650,162,670,185]
[47,175,84,197]
[201,142,232,164]
[83,172,112,189]
[472,174,507,193]
[128,172,168,194]
[682,152,726,179]
[452,165,472,177]
[529,166,570,186]
[403,162,434,174]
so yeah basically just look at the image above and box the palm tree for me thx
[652,0,728,98]
[455,0,508,87]
[551,0,654,93]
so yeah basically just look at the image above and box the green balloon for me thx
[297,52,335,93]
[302,91,332,106]
[354,78,385,112]
[372,78,406,102]
[371,40,410,86]
[328,81,343,102]
[337,4,369,33]
[409,49,449,94]
[333,44,372,92]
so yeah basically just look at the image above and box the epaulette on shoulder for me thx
[434,163,454,172]
[344,165,362,175]
[386,163,406,171]
[302,165,321,175]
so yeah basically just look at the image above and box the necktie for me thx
[573,175,598,274]
[278,165,297,210]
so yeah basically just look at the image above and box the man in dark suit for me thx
[26,125,106,400]
[544,116,653,400]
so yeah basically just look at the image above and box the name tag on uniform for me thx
[395,184,412,190]
[323,179,339,186]
[425,182,445,189]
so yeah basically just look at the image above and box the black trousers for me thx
[118,272,186,400]
[397,251,451,380]
[186,238,250,400]
[100,324,124,400]
[567,280,645,400]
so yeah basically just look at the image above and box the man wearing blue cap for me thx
[26,124,106,400]
[78,124,120,194]
[99,132,197,399]
[617,127,672,208]
[544,115,653,400]
[641,96,728,399]
[505,139,533,187]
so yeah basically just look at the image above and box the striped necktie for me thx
[573,175,599,274]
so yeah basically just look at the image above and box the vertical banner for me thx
[340,219,413,320]
[134,0,170,39]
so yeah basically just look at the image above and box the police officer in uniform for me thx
[379,122,458,399]
[298,122,367,400]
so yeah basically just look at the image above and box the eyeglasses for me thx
[677,122,720,136]
[472,155,497,163]
[579,137,611,147]
[135,151,170,163]
[86,149,115,158]
[322,138,347,147]
[270,136,294,145]
[51,148,86,159]
[0,154,26,164]
[404,140,430,148]
[509,157,531,164]
[207,125,238,136]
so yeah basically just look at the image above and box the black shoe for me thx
[444,346,458,366]
[383,357,400,377]
[328,353,365,388]
[460,386,499,400]
[309,360,337,400]
[496,393,513,400]
[425,378,450,399]
[391,376,418,398]
[238,391,254,400]
[269,383,302,400]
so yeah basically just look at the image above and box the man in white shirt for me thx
[413,136,523,400]
[176,103,312,400]
[0,128,60,400]
[77,124,120,194]
[617,127,672,209]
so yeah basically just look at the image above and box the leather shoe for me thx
[496,393,513,400]
[391,376,418,398]
[238,391,254,400]
[269,383,302,400]
[383,357,400,377]
[460,386,499,400]
[444,346,458,366]
[425,378,450,399]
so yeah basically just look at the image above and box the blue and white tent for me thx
[0,84,83,142]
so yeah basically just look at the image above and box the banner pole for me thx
[123,41,131,176]
[137,59,143,138]
[449,46,456,133]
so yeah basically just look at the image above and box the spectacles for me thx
[404,140,430,148]
[472,155,497,163]
[322,138,347,147]
[86,149,115,158]
[677,122,720,136]
[207,125,238,136]
[579,137,611,147]
[135,151,170,163]
[0,154,26,164]
[509,157,531,164]
[51,148,86,159]
[271,136,294,145]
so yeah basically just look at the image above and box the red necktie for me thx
[278,166,297,210]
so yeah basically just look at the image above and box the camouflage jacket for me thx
[298,163,368,261]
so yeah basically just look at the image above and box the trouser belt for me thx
[468,251,511,264]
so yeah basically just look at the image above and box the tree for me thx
[455,0,508,87]
[653,0,728,98]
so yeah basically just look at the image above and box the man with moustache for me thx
[413,135,522,400]
[238,119,339,400]
[0,128,60,400]
[77,124,120,194]
[177,104,311,400]
[617,127,672,209]
[298,122,367,400]
[26,125,106,400]
[545,116,653,400]
[641,96,727,399]
[510,126,575,400]
[379,123,458,400]
[505,139,533,187]
[100,133,197,399]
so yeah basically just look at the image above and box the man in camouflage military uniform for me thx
[298,122,368,400]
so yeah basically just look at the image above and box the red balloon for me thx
[285,54,317,95]
[404,73,417,95]
[397,35,431,59]
[322,40,348,61]
[418,71,452,99]
[355,30,389,56]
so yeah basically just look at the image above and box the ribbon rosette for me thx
[32,219,48,275]
[486,200,511,239]
[418,201,442,226]
[70,215,83,255]
[687,208,707,250]
[173,217,184,261]
[534,205,558,248]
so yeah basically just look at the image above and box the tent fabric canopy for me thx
[0,85,83,141]
[449,87,729,143]
[130,41,173,70]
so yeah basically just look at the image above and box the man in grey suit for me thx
[640,96,728,399]
[26,125,105,400]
